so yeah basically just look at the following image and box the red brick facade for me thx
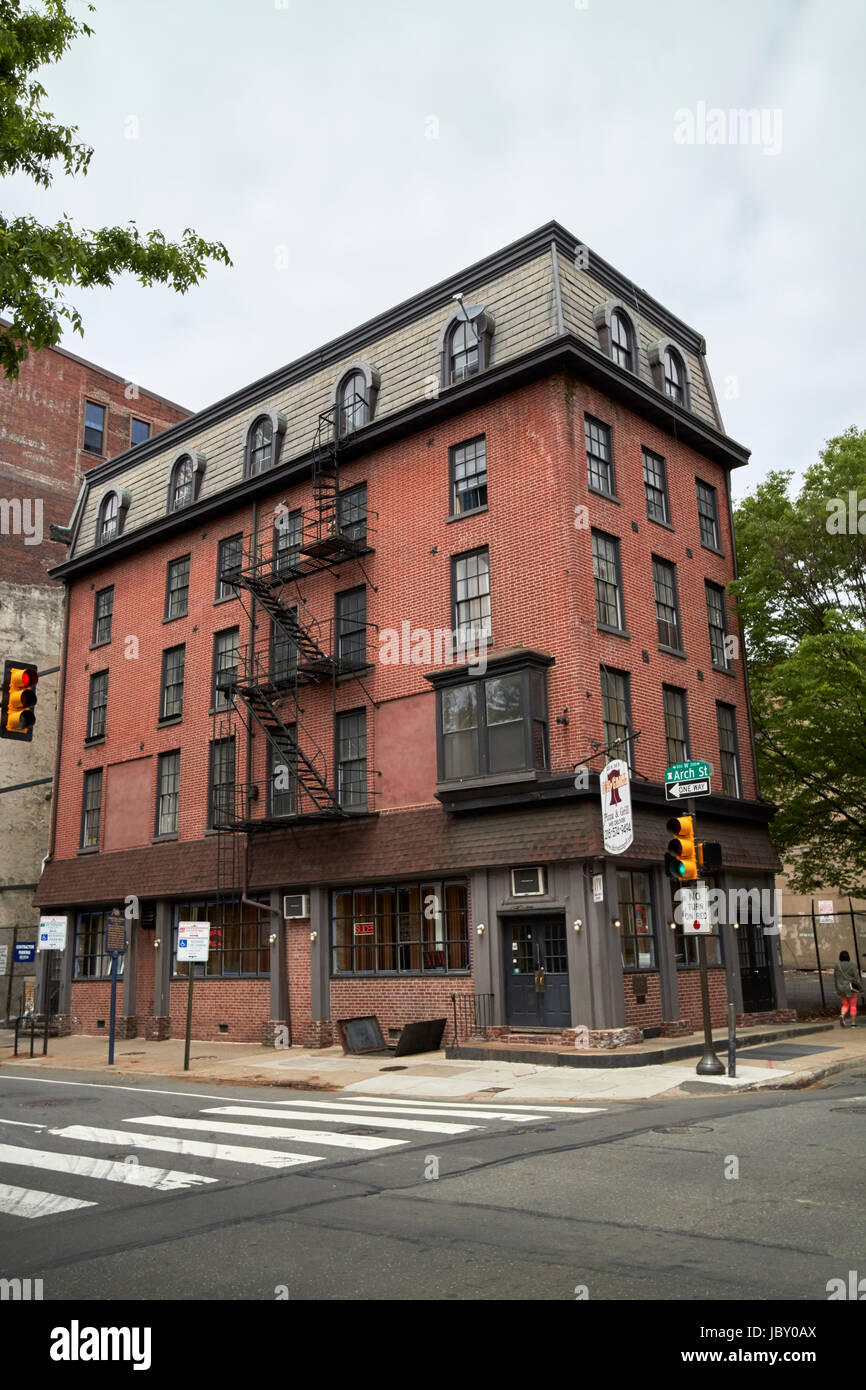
[37,230,782,1047]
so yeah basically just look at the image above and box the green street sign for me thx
[665,760,713,784]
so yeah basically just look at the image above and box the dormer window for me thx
[167,451,204,513]
[439,306,494,387]
[170,455,194,511]
[98,492,119,544]
[96,487,130,545]
[610,310,636,371]
[338,370,369,434]
[649,339,691,409]
[663,347,685,404]
[246,416,273,477]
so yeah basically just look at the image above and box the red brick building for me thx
[0,332,188,1019]
[34,223,786,1048]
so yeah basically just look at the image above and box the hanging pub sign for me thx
[600,758,633,855]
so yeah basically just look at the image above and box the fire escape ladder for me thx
[239,574,332,672]
[233,673,341,814]
[310,409,340,538]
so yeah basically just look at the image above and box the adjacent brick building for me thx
[34,222,787,1048]
[0,331,188,1016]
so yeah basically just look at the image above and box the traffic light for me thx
[665,815,698,881]
[1,661,38,741]
[698,841,723,872]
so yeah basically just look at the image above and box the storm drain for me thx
[653,1124,715,1134]
[379,1065,408,1072]
[831,1106,866,1115]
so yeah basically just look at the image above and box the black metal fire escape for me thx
[213,400,377,903]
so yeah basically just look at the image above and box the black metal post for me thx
[184,969,195,1071]
[5,925,17,1023]
[727,1000,736,1077]
[107,952,119,1066]
[690,795,724,1076]
[29,1015,35,1058]
[811,901,825,1008]
[451,993,458,1046]
[42,1007,49,1056]
[13,1016,20,1056]
[849,897,863,979]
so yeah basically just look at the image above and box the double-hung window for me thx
[643,448,670,524]
[336,587,367,668]
[717,703,741,797]
[92,587,114,645]
[165,556,190,620]
[585,416,615,495]
[87,671,108,740]
[209,737,236,828]
[156,751,180,836]
[450,437,488,515]
[653,558,682,650]
[601,667,632,766]
[696,479,721,550]
[706,582,729,668]
[216,534,243,599]
[663,686,688,766]
[337,710,367,809]
[81,769,103,849]
[452,548,491,646]
[213,629,239,709]
[160,645,185,720]
[592,531,624,631]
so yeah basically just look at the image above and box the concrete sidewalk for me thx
[2,1018,865,1101]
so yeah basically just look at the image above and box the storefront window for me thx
[73,911,125,979]
[616,870,657,970]
[172,898,270,978]
[332,881,469,975]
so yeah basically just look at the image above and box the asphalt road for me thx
[1,1064,864,1301]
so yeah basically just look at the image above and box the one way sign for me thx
[665,778,710,801]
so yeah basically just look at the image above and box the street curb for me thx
[738,1055,866,1092]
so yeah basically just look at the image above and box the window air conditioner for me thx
[283,893,310,920]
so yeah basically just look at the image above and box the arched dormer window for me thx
[98,492,119,544]
[170,455,194,510]
[166,450,205,513]
[243,411,287,479]
[339,370,368,433]
[663,346,686,404]
[592,300,639,375]
[648,339,692,410]
[331,363,381,438]
[610,310,636,372]
[439,306,494,387]
[96,487,131,545]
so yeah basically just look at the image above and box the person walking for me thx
[834,951,863,1027]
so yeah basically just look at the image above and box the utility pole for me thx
[691,794,724,1077]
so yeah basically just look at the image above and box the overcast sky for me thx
[6,0,865,499]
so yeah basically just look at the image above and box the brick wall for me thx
[167,977,271,1043]
[624,971,663,1028]
[49,374,756,866]
[331,975,475,1045]
[0,340,187,587]
[676,967,729,1028]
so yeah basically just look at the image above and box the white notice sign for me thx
[600,759,633,855]
[0,945,7,976]
[176,922,211,963]
[677,881,712,934]
[38,916,67,951]
[817,900,835,924]
[592,873,604,903]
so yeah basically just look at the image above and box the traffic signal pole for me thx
[690,795,724,1077]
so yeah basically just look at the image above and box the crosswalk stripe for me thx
[271,1099,546,1122]
[50,1126,324,1170]
[348,1096,606,1115]
[0,1141,217,1192]
[127,1115,404,1151]
[0,1182,96,1219]
[202,1105,477,1135]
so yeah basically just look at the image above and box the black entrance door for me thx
[738,921,775,1012]
[504,916,571,1028]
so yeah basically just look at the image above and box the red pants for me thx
[841,994,859,1017]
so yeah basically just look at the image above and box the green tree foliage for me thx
[731,428,866,894]
[0,0,230,378]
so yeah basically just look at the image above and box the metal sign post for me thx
[177,923,210,1071]
[687,795,724,1077]
[105,908,126,1067]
